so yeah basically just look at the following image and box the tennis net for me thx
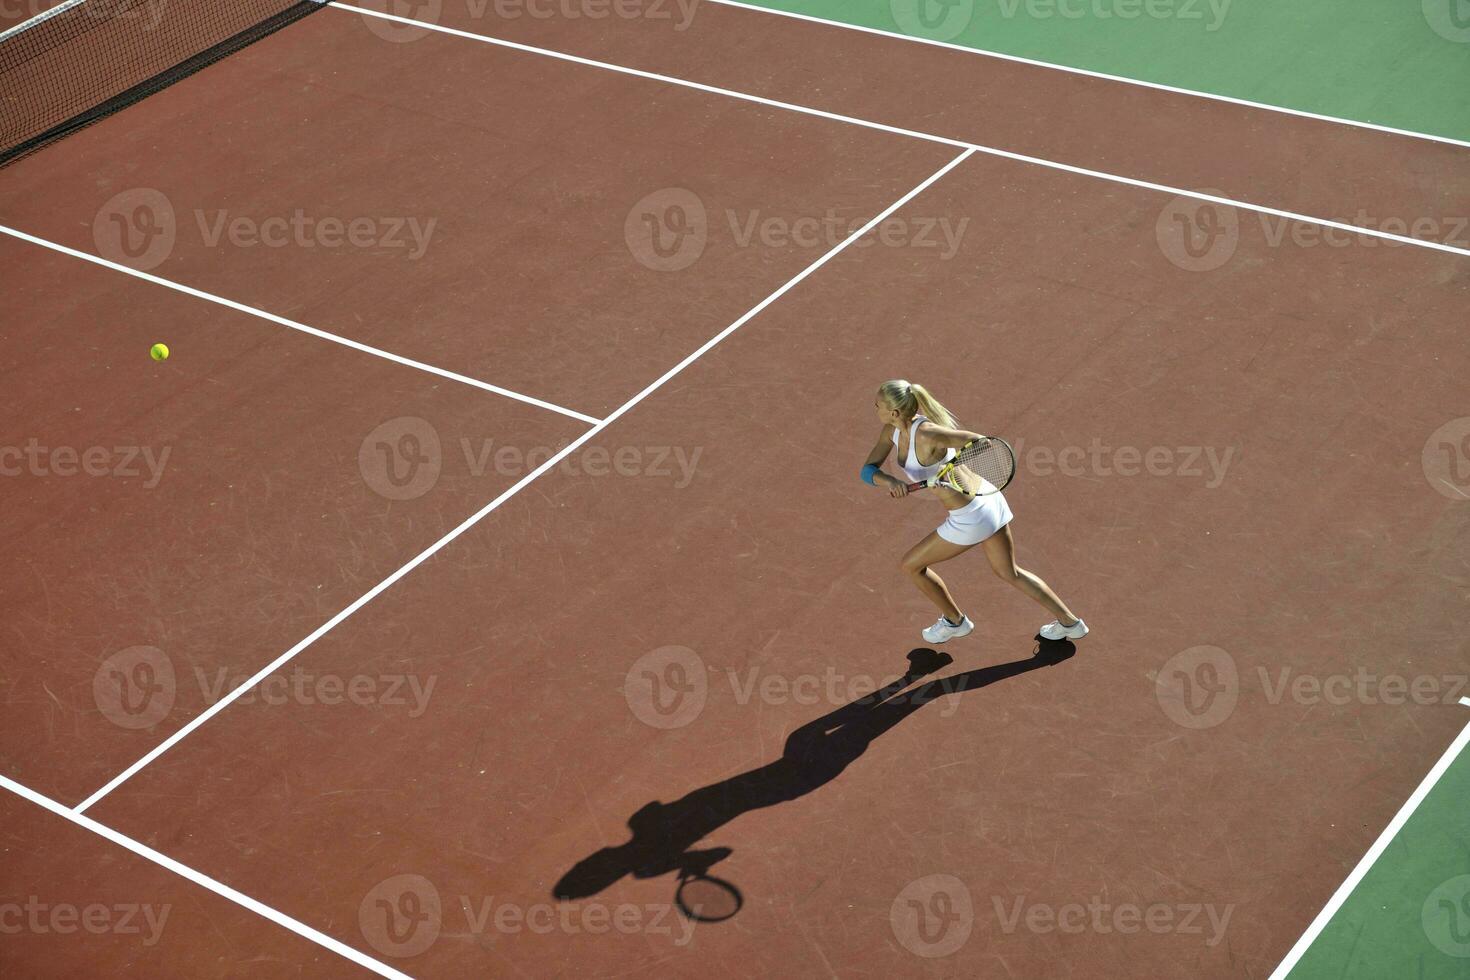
[0,0,326,167]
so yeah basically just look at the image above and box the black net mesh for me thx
[0,0,325,167]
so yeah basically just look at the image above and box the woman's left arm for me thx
[922,423,988,451]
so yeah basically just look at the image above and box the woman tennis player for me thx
[862,380,1087,644]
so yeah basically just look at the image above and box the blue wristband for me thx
[861,464,881,486]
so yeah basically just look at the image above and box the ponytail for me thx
[908,382,956,427]
[877,379,957,427]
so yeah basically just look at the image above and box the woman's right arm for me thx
[863,427,907,496]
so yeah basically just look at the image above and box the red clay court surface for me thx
[1,4,1468,977]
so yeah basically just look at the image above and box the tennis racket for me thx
[905,436,1016,497]
[674,870,743,922]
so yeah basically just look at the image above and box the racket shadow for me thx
[552,637,1077,914]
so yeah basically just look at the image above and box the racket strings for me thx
[947,440,1015,493]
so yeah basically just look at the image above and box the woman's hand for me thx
[885,475,909,498]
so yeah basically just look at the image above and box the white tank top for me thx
[892,415,955,483]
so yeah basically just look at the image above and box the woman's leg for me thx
[900,531,976,621]
[980,525,1079,624]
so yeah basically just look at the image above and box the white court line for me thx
[706,0,1470,151]
[1462,697,1470,707]
[1269,713,1470,978]
[332,3,969,148]
[0,773,409,979]
[334,4,1470,262]
[0,224,602,425]
[0,0,87,42]
[75,147,976,812]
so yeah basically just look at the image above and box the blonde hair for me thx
[878,379,957,427]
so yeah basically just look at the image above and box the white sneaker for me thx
[1039,618,1088,640]
[922,615,974,643]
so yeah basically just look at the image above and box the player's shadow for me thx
[552,638,1076,908]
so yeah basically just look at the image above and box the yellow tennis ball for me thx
[150,343,170,362]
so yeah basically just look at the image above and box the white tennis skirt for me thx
[936,492,1013,546]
